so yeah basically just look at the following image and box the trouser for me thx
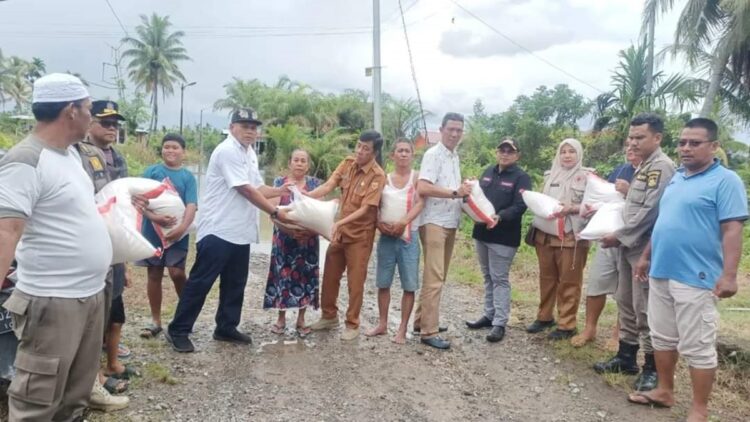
[414,224,457,338]
[475,240,517,327]
[169,235,250,336]
[615,245,652,353]
[535,241,589,330]
[320,239,374,329]
[3,289,105,422]
[648,278,719,369]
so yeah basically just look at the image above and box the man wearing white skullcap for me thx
[0,73,113,420]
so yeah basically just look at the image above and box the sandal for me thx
[117,343,131,359]
[270,322,286,335]
[108,364,141,380]
[103,376,129,394]
[140,324,163,339]
[296,325,312,338]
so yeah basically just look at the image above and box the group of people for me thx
[0,73,745,422]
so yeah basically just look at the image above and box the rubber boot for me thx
[593,341,640,375]
[634,352,658,391]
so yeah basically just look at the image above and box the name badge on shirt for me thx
[500,181,513,188]
[482,177,492,182]
[550,183,560,187]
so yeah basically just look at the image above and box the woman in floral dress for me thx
[264,149,321,336]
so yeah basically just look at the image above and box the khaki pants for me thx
[414,224,456,338]
[3,289,105,422]
[615,245,652,352]
[649,278,718,369]
[320,239,374,329]
[534,238,589,330]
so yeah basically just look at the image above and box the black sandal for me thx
[140,323,163,339]
[103,376,128,394]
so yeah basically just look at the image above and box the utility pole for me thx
[372,0,382,133]
[645,10,656,98]
[179,81,197,134]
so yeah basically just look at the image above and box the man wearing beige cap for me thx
[0,74,110,421]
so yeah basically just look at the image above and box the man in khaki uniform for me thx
[595,113,676,392]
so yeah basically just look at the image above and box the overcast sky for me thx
[0,0,685,130]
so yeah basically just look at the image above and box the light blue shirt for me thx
[650,160,748,290]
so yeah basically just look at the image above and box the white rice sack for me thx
[580,173,624,215]
[532,215,565,239]
[281,186,339,240]
[97,196,159,264]
[379,183,415,242]
[96,177,178,263]
[142,178,190,247]
[522,190,563,219]
[462,179,496,224]
[578,202,625,240]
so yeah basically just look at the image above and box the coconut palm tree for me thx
[644,0,750,117]
[593,42,700,135]
[121,13,190,132]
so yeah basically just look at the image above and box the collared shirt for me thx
[607,162,637,183]
[418,141,462,228]
[650,160,748,289]
[0,135,111,298]
[329,157,385,243]
[472,164,532,247]
[616,147,676,249]
[196,134,263,245]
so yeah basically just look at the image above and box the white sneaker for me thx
[89,378,129,412]
[308,318,339,331]
[341,327,360,341]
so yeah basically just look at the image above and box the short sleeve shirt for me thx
[0,136,111,298]
[328,157,385,243]
[196,135,264,245]
[650,160,748,289]
[418,142,462,229]
[141,163,198,251]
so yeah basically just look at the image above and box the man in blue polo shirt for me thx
[628,118,747,422]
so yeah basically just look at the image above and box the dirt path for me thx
[66,250,695,422]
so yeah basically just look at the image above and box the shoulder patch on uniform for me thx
[647,170,661,188]
[369,181,380,191]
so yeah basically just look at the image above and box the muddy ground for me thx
[1,249,744,421]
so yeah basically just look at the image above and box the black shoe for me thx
[413,326,448,335]
[526,319,556,333]
[466,316,493,330]
[421,336,451,349]
[164,332,194,353]
[547,329,576,341]
[593,341,639,374]
[634,353,658,391]
[486,326,506,343]
[213,329,252,345]
[634,369,658,391]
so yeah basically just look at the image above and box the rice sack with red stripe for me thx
[462,179,496,225]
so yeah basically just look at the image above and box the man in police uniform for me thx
[76,100,131,411]
[595,113,676,392]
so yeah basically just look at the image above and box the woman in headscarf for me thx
[526,138,592,341]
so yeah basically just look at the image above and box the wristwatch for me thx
[270,207,279,219]
[451,190,458,198]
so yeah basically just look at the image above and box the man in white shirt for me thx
[414,112,472,349]
[166,108,290,353]
[0,74,111,421]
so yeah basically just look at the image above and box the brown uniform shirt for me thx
[329,157,386,243]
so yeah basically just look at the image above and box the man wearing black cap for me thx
[166,108,291,353]
[83,100,132,411]
[465,139,531,342]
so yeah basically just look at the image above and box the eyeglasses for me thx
[496,148,517,155]
[677,140,714,148]
[97,120,119,129]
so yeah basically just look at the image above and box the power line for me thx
[0,29,371,39]
[448,0,605,94]
[398,0,429,137]
[104,0,129,37]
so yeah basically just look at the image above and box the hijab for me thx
[543,138,584,204]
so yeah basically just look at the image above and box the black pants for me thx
[168,235,250,337]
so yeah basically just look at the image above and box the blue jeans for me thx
[375,232,420,292]
[168,235,250,337]
[475,240,517,327]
